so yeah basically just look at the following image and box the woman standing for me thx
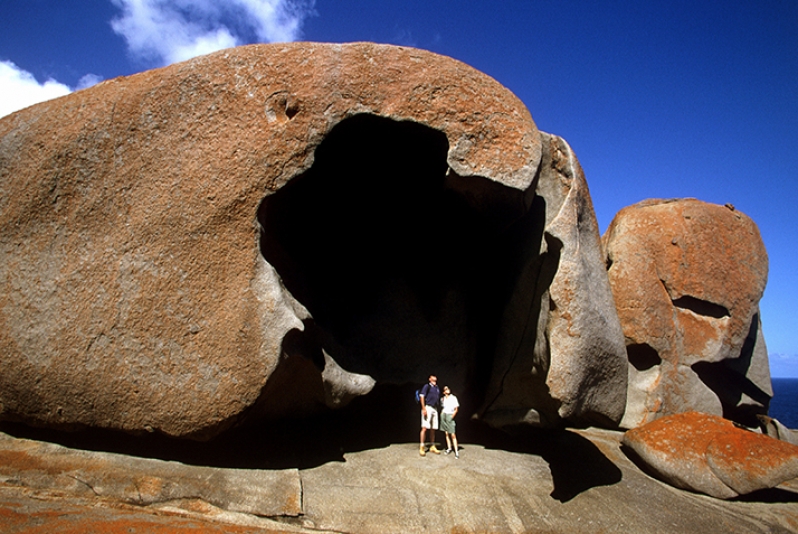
[440,386,460,459]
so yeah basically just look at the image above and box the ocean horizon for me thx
[769,378,798,429]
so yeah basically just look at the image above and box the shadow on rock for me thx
[543,430,624,501]
[0,383,420,470]
[468,421,623,502]
[0,382,622,500]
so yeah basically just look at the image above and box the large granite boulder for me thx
[0,42,626,439]
[602,199,771,429]
[623,411,798,499]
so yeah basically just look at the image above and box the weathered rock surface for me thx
[2,428,798,533]
[623,411,798,499]
[0,42,627,438]
[0,431,301,517]
[602,198,770,428]
[0,487,305,534]
[478,133,627,428]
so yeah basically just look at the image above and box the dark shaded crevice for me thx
[476,193,563,427]
[627,343,661,372]
[726,312,761,377]
[732,487,798,504]
[284,101,299,119]
[672,295,730,319]
[691,313,770,427]
[530,233,565,417]
[690,359,768,427]
[542,430,623,502]
[480,196,549,409]
[693,381,769,428]
[245,322,330,421]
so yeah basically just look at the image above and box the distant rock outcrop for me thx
[602,199,770,429]
[758,415,798,446]
[0,42,626,439]
[623,411,798,499]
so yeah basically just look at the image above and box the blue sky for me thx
[1,1,797,376]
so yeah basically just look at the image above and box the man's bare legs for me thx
[420,415,438,454]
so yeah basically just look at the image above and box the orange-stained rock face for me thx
[0,42,628,439]
[0,42,540,439]
[622,411,798,499]
[602,199,771,428]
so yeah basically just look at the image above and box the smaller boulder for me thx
[622,411,798,499]
[603,198,770,429]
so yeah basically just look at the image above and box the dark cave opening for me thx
[672,295,730,319]
[627,343,662,372]
[257,114,524,413]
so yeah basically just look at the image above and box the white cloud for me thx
[0,61,72,118]
[76,73,105,91]
[0,0,312,119]
[110,0,315,67]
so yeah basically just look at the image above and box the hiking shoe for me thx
[429,445,441,454]
[444,449,452,455]
[419,446,426,457]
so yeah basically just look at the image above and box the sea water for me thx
[769,378,798,429]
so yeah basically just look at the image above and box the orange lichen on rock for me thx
[623,411,798,499]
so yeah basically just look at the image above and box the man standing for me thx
[419,375,441,456]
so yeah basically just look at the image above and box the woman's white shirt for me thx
[442,394,459,414]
